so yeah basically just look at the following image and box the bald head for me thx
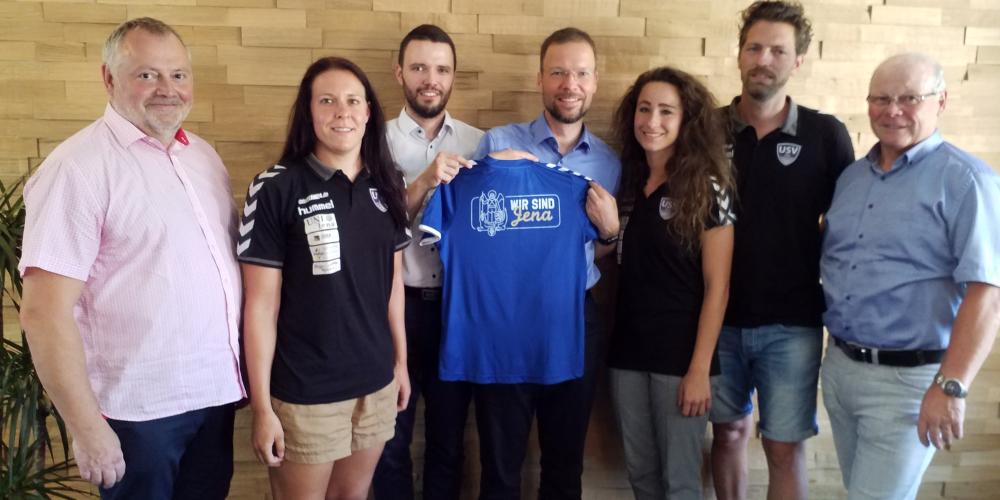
[867,53,947,168]
[870,53,945,96]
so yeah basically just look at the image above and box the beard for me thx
[404,84,452,120]
[742,67,790,102]
[544,94,590,124]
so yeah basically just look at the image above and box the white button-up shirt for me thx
[386,108,484,288]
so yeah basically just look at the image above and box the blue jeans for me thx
[709,324,822,442]
[822,343,937,499]
[610,369,716,500]
[373,288,474,500]
[101,403,235,500]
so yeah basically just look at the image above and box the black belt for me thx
[404,286,441,301]
[833,337,944,367]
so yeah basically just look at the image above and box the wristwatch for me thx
[933,372,968,398]
[598,234,619,245]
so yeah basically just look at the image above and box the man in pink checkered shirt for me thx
[18,17,244,500]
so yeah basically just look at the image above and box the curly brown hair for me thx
[613,66,733,250]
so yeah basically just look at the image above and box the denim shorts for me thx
[709,324,822,442]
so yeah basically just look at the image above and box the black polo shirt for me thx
[609,180,736,376]
[722,97,854,328]
[237,155,410,404]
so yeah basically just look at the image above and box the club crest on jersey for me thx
[776,143,801,166]
[471,191,561,237]
[369,188,388,213]
[659,197,676,220]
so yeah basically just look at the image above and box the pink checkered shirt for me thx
[19,104,245,421]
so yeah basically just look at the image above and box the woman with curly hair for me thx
[239,56,411,499]
[608,66,736,500]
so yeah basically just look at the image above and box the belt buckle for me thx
[860,346,880,365]
[421,288,440,301]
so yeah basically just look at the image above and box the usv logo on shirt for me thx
[776,142,802,166]
[471,190,562,237]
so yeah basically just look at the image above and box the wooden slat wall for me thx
[2,0,998,498]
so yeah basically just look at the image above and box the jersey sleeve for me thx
[578,178,599,242]
[236,165,289,268]
[827,117,856,186]
[418,184,447,246]
[19,157,103,281]
[707,179,737,229]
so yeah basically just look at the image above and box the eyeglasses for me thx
[866,93,939,108]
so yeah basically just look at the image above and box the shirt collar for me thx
[396,107,454,141]
[103,103,189,151]
[864,130,944,174]
[727,96,799,136]
[306,153,370,182]
[529,112,592,154]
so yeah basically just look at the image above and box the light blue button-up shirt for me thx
[821,131,1000,350]
[474,113,622,289]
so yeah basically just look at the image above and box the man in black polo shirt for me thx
[708,2,854,499]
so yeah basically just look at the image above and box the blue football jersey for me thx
[419,156,597,384]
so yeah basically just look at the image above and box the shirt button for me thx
[845,326,852,331]
[858,234,864,239]
[846,295,852,301]
[432,274,437,278]
[851,265,857,270]
[880,175,886,181]
[868,204,873,209]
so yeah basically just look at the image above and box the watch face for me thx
[943,380,964,397]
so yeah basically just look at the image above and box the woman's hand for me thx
[677,372,712,417]
[394,363,411,411]
[252,408,285,467]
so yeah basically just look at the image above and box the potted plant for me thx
[0,177,91,498]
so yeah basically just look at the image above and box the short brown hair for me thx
[739,1,812,55]
[539,27,596,69]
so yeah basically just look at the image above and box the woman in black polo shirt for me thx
[239,57,410,499]
[608,66,736,500]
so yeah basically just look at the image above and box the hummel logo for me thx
[244,199,257,217]
[237,239,250,255]
[239,219,254,237]
[248,181,263,198]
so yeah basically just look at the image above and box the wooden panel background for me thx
[1,0,998,498]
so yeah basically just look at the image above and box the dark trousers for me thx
[475,294,601,500]
[373,287,474,500]
[101,403,235,500]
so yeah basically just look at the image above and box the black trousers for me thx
[475,294,601,500]
[373,287,474,500]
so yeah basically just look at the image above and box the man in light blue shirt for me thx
[820,53,1000,500]
[471,27,621,500]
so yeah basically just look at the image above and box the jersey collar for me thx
[727,96,799,137]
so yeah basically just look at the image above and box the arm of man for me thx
[20,268,126,488]
[917,282,1000,450]
[405,152,476,221]
[586,181,620,259]
[678,224,734,417]
[241,263,285,466]
[388,250,410,410]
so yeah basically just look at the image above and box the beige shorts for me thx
[271,379,397,464]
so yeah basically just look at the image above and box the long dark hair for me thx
[280,56,407,229]
[613,66,733,250]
